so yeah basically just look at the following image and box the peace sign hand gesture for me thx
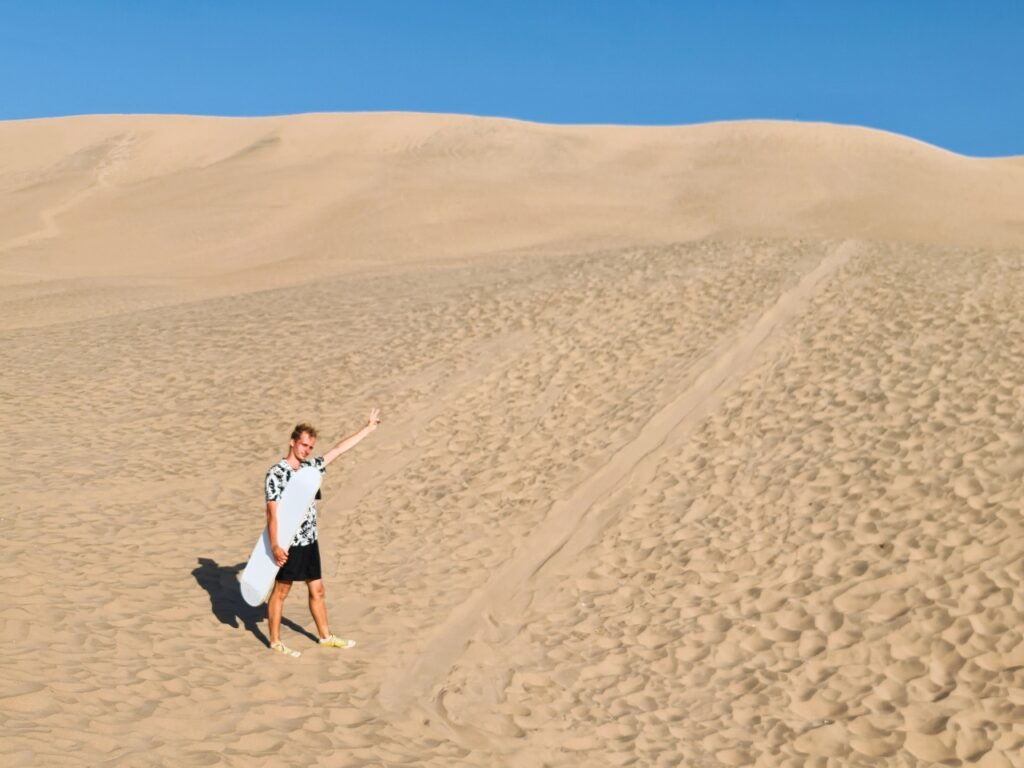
[366,407,382,431]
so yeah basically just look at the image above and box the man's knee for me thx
[272,581,292,599]
[308,580,325,601]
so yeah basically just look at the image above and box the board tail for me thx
[240,579,272,607]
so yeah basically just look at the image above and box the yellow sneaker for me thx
[319,634,356,649]
[270,640,301,658]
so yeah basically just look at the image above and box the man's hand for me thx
[272,545,288,567]
[366,407,382,431]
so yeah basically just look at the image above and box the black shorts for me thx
[276,540,322,583]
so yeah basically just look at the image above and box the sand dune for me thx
[2,113,1023,331]
[3,114,1024,766]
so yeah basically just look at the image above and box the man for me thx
[265,409,381,657]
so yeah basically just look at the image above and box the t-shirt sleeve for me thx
[312,456,327,474]
[265,469,283,502]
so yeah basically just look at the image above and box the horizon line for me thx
[3,110,1019,161]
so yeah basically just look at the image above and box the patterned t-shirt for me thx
[264,456,327,547]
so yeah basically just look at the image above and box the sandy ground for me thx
[3,114,1024,767]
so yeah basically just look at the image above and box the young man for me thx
[265,409,381,657]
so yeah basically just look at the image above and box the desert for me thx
[3,113,1024,766]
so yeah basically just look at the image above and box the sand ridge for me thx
[2,114,1024,331]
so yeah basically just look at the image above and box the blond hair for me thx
[290,423,318,440]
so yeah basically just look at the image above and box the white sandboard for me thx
[239,465,322,606]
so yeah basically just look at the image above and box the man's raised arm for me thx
[323,408,382,466]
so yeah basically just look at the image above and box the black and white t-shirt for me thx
[264,456,327,547]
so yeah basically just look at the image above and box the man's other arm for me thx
[266,500,288,566]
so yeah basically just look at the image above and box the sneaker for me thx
[319,634,356,649]
[270,640,301,658]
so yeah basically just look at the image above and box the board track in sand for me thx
[379,240,861,717]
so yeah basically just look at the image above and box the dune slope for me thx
[3,115,1024,767]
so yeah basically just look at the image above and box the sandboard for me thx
[239,465,322,607]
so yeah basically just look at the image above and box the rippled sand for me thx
[3,115,1024,766]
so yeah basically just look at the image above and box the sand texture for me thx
[3,114,1024,766]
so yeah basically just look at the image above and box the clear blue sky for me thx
[2,1,1022,156]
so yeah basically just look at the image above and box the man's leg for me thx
[307,579,330,639]
[307,580,356,648]
[267,580,292,644]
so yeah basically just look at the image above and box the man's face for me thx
[291,432,316,461]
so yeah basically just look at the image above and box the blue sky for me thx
[1,1,1021,156]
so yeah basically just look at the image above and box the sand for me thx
[2,114,1024,767]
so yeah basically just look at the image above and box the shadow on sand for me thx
[191,558,318,648]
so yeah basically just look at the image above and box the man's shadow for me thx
[192,558,318,647]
